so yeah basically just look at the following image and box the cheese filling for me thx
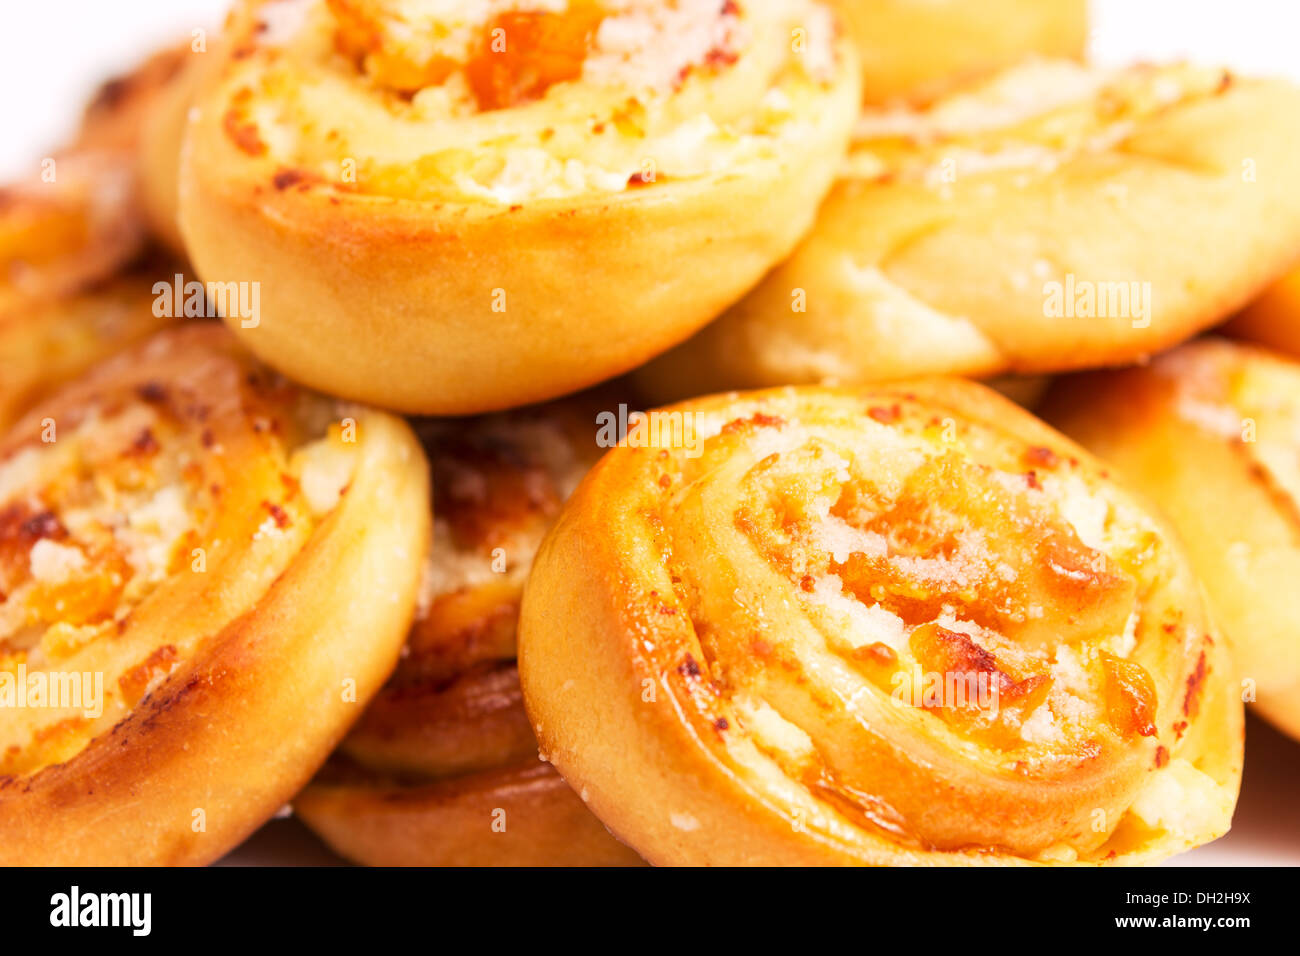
[222,0,846,202]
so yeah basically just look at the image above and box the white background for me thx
[2,1,1298,865]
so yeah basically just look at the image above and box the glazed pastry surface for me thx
[519,381,1242,865]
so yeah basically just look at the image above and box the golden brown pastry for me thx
[0,324,429,864]
[639,61,1300,401]
[1226,265,1300,357]
[1043,338,1300,743]
[179,0,860,414]
[518,381,1242,865]
[0,153,173,434]
[296,392,640,865]
[830,0,1087,104]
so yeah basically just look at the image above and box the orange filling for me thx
[330,0,608,110]
[467,5,607,110]
[732,436,1156,754]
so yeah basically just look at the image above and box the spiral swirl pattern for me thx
[0,325,429,864]
[519,381,1241,865]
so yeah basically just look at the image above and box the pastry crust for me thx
[178,0,860,414]
[830,0,1087,104]
[1226,266,1300,357]
[638,61,1300,401]
[1043,338,1300,743]
[0,324,430,864]
[295,392,640,865]
[518,381,1241,865]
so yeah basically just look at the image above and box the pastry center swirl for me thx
[660,404,1168,854]
[0,359,353,777]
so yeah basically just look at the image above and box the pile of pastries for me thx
[2,0,1298,866]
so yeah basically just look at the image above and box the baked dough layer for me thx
[180,0,861,414]
[296,391,641,865]
[1044,338,1300,743]
[0,324,429,864]
[518,381,1241,865]
[639,61,1300,400]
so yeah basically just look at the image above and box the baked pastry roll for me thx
[0,324,430,864]
[0,154,172,433]
[1226,266,1300,358]
[518,382,1242,865]
[79,41,209,256]
[179,0,861,414]
[1043,338,1300,743]
[638,61,1300,401]
[830,0,1087,105]
[296,393,640,865]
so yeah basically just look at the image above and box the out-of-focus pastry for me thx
[296,391,641,865]
[830,0,1087,104]
[1226,266,1300,357]
[1044,338,1300,743]
[179,0,860,414]
[0,324,430,864]
[0,153,172,433]
[77,40,208,256]
[638,62,1300,401]
[0,38,214,434]
[519,381,1242,865]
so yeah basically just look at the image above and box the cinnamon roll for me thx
[1043,338,1300,743]
[830,0,1087,105]
[638,61,1300,401]
[518,382,1242,865]
[296,392,640,865]
[0,324,430,864]
[179,0,860,414]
